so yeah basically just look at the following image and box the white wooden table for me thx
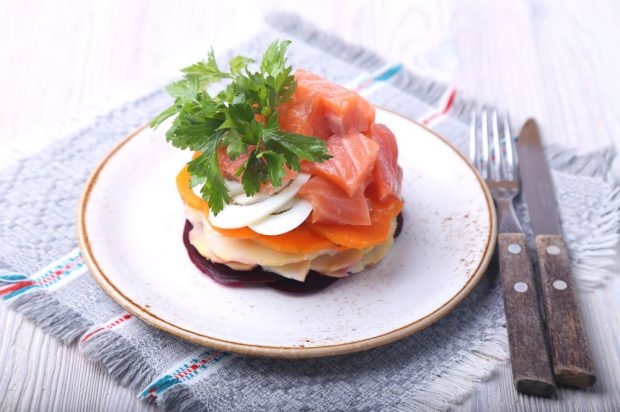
[1,1,619,410]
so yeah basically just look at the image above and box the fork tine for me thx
[480,111,489,179]
[469,111,477,168]
[491,110,501,180]
[503,112,515,179]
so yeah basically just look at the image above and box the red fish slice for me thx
[368,123,403,201]
[302,132,379,197]
[298,176,371,226]
[279,70,375,139]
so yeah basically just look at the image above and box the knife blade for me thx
[516,120,563,237]
[517,119,596,388]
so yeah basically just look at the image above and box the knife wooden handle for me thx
[498,233,556,397]
[535,234,596,388]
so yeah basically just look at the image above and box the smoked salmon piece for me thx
[279,70,375,139]
[217,147,297,193]
[278,89,330,139]
[218,147,248,180]
[302,132,379,197]
[298,176,371,226]
[368,124,403,200]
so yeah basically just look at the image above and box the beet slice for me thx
[182,213,403,293]
[268,271,340,293]
[394,212,404,238]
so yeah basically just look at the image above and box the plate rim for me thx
[77,108,497,359]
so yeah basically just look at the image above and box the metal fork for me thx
[470,111,556,398]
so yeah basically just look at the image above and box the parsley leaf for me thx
[229,56,255,75]
[261,151,287,187]
[150,40,330,215]
[165,78,200,101]
[181,49,230,85]
[241,150,265,196]
[187,130,229,214]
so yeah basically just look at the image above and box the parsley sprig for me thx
[151,40,330,215]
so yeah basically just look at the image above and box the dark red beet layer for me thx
[268,271,340,293]
[183,213,403,294]
[394,213,404,238]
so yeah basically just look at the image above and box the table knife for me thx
[517,119,596,388]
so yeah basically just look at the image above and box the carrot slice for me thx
[176,166,209,214]
[253,224,343,253]
[306,190,403,249]
[208,220,260,239]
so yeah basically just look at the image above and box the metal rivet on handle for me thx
[507,244,521,254]
[547,245,561,255]
[514,282,528,293]
[553,280,568,290]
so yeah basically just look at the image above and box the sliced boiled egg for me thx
[232,192,270,205]
[192,179,245,198]
[225,180,245,196]
[249,199,313,236]
[209,173,310,229]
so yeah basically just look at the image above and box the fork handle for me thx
[498,232,556,397]
[535,235,596,388]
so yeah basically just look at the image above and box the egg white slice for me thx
[249,199,313,236]
[192,179,245,198]
[209,173,310,229]
[225,180,245,196]
[232,192,270,205]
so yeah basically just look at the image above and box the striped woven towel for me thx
[1,15,618,411]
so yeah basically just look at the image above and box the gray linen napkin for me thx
[1,15,619,411]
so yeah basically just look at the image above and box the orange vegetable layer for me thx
[176,166,209,214]
[177,164,344,253]
[253,224,344,253]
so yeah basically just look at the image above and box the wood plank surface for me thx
[1,0,619,410]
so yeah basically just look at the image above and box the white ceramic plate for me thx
[78,108,496,358]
